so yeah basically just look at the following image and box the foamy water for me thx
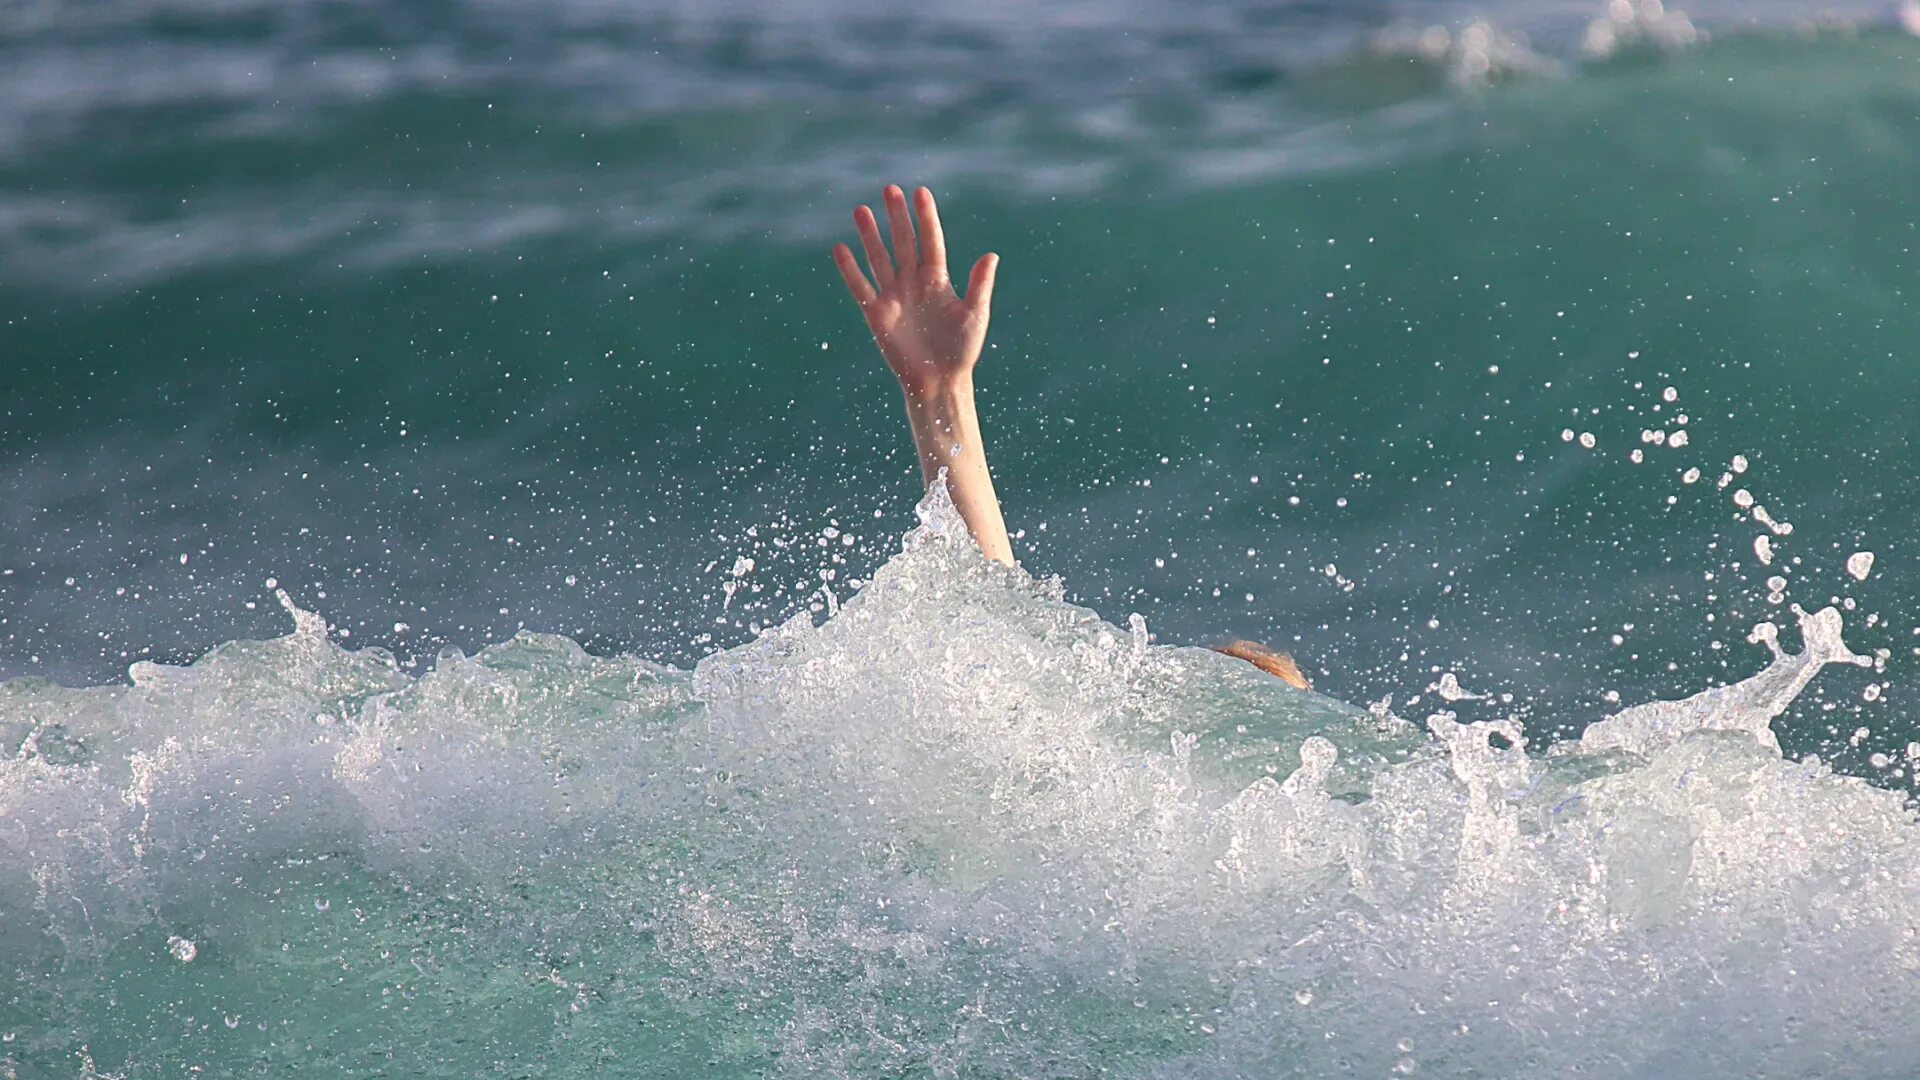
[3,484,1912,1078]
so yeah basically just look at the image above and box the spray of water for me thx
[1,482,1913,1078]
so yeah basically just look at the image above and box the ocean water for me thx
[4,0,1920,1075]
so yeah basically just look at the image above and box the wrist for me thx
[899,370,975,404]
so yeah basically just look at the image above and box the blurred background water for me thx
[3,0,1917,751]
[9,2,1920,1077]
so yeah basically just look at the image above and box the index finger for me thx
[913,187,947,279]
[832,243,876,305]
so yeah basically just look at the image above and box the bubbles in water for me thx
[1847,551,1875,581]
[1371,20,1558,88]
[1584,0,1703,58]
[1431,672,1484,701]
[0,489,1906,1078]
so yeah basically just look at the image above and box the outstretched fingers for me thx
[853,205,893,288]
[965,252,999,317]
[832,243,876,305]
[848,185,972,305]
[883,185,918,273]
[913,187,947,279]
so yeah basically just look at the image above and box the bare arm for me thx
[831,184,1012,565]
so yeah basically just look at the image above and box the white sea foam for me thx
[2,483,1914,1077]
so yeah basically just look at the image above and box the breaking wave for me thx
[3,485,1913,1078]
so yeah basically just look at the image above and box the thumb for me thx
[965,253,999,317]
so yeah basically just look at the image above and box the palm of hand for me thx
[863,273,986,388]
[832,185,998,393]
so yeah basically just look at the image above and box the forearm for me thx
[829,184,1010,564]
[902,376,1013,566]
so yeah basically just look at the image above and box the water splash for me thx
[1578,604,1870,755]
[1,486,1913,1077]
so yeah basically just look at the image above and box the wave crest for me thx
[1,494,1913,1076]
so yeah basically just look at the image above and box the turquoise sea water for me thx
[5,1,1920,1075]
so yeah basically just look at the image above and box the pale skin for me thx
[831,184,1013,565]
[829,186,1311,689]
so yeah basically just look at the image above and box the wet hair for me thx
[1212,640,1310,690]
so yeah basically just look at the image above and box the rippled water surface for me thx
[4,0,1920,1075]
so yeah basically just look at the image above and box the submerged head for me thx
[1213,640,1310,690]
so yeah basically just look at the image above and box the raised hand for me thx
[829,184,1013,566]
[832,185,998,394]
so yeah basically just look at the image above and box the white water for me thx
[2,485,1915,1078]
